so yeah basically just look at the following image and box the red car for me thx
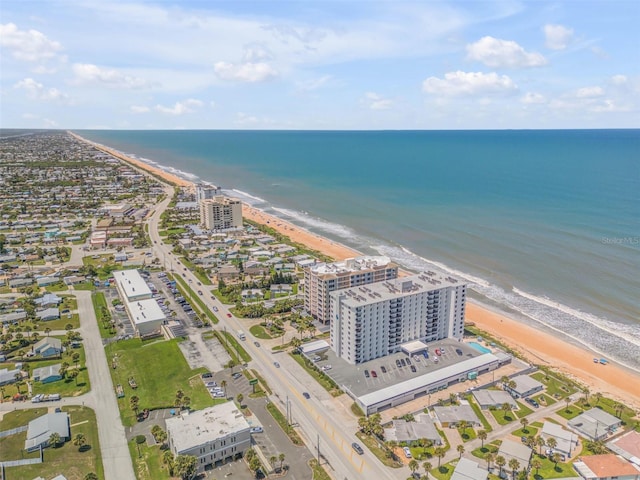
[227,313,232,318]
[371,370,377,378]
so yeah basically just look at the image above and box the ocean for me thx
[77,129,640,371]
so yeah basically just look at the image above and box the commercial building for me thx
[199,196,242,231]
[113,269,152,302]
[127,298,166,338]
[166,403,251,473]
[573,454,640,480]
[330,272,466,365]
[304,255,398,325]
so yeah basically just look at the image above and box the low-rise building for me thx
[36,307,60,322]
[127,298,166,338]
[503,374,544,398]
[166,403,251,473]
[497,439,532,473]
[25,412,70,451]
[607,430,640,463]
[433,403,481,428]
[383,413,442,446]
[113,269,152,302]
[573,454,640,480]
[542,421,579,457]
[451,458,488,480]
[32,364,63,383]
[0,367,23,386]
[33,337,63,358]
[472,389,518,410]
[568,408,622,441]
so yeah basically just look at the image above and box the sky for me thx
[1,0,639,130]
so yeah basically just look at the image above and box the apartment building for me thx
[166,403,251,473]
[199,196,242,230]
[304,256,398,324]
[196,183,221,202]
[329,272,466,364]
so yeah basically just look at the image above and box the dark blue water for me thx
[76,129,640,370]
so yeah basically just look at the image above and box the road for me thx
[146,188,408,480]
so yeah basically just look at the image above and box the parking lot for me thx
[309,338,487,398]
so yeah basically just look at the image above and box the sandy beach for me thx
[73,131,640,410]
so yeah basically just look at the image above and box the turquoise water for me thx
[468,342,492,354]
[76,129,640,371]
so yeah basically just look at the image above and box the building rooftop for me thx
[607,430,640,462]
[433,404,480,426]
[114,269,152,300]
[33,364,62,380]
[575,454,640,478]
[25,412,70,450]
[509,374,544,394]
[166,403,250,454]
[451,458,488,480]
[384,414,441,443]
[308,255,396,276]
[332,271,463,306]
[129,298,166,325]
[472,389,517,408]
[498,439,532,467]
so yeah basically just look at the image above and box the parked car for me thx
[321,365,332,371]
[232,373,242,380]
[303,392,311,399]
[406,357,412,365]
[227,313,232,318]
[410,365,417,373]
[400,358,406,367]
[250,426,263,434]
[396,359,402,367]
[456,348,463,356]
[371,370,377,378]
[380,365,387,373]
[403,447,412,458]
[364,370,370,378]
[274,362,280,368]
[352,442,364,455]
[254,341,260,347]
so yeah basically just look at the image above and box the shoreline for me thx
[71,131,640,410]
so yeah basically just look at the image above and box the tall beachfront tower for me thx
[199,196,242,230]
[196,183,221,202]
[329,272,466,365]
[304,256,399,325]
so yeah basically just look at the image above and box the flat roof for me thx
[300,340,330,354]
[331,271,463,307]
[114,269,151,300]
[472,389,517,408]
[433,404,480,425]
[384,414,441,443]
[510,374,544,394]
[309,255,396,275]
[358,353,499,407]
[129,298,166,325]
[166,403,250,454]
[401,340,429,354]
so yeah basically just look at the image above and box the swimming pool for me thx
[468,342,491,354]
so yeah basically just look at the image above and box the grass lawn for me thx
[217,330,252,363]
[1,406,104,480]
[266,401,304,446]
[535,393,557,406]
[289,352,342,397]
[355,432,402,468]
[469,400,493,432]
[30,346,91,397]
[45,282,69,292]
[72,281,95,291]
[458,426,477,442]
[531,372,577,400]
[106,338,214,426]
[309,458,331,480]
[471,443,499,460]
[91,291,116,338]
[128,439,168,480]
[556,405,584,420]
[515,401,534,418]
[172,275,217,324]
[531,453,578,479]
[179,257,211,285]
[490,409,516,425]
[592,397,637,428]
[511,426,539,438]
[249,324,273,339]
[430,461,456,480]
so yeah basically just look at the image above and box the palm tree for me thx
[84,473,98,480]
[420,437,433,456]
[278,453,285,471]
[501,402,512,421]
[423,461,433,479]
[551,452,562,469]
[130,395,140,419]
[435,447,445,468]
[458,419,469,438]
[478,430,488,449]
[614,402,625,418]
[162,450,175,475]
[582,387,590,405]
[69,369,79,386]
[485,452,495,471]
[546,437,557,452]
[269,455,277,472]
[73,433,86,451]
[72,352,81,368]
[457,444,465,459]
[535,436,546,455]
[387,439,398,458]
[449,393,458,405]
[237,393,244,408]
[49,432,61,448]
[409,459,419,475]
[495,455,506,477]
[220,380,227,396]
[508,459,520,480]
[564,397,571,412]
[520,418,529,433]
[290,337,302,351]
[594,392,602,405]
[531,458,543,477]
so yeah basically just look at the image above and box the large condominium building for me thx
[304,256,398,324]
[166,403,251,473]
[196,183,221,202]
[199,196,243,231]
[329,272,466,364]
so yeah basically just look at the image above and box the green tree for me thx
[508,459,520,480]
[237,393,244,407]
[279,452,286,471]
[49,432,61,448]
[551,452,562,469]
[535,436,546,455]
[174,454,197,480]
[435,447,445,467]
[72,352,81,368]
[546,437,557,451]
[485,453,495,471]
[409,459,419,474]
[501,402,512,421]
[520,417,529,433]
[531,458,543,476]
[457,444,465,459]
[69,369,80,386]
[84,473,98,480]
[269,455,278,472]
[162,450,175,475]
[478,429,488,449]
[130,395,140,419]
[73,433,86,451]
[248,455,262,478]
[423,462,433,479]
[495,455,506,477]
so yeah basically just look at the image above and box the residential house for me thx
[33,337,63,358]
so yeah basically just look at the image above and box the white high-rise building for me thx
[304,256,398,324]
[199,196,242,230]
[329,272,466,364]
[196,183,221,202]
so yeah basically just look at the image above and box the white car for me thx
[321,365,332,371]
[250,426,263,434]
[403,447,412,458]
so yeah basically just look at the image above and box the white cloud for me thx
[422,71,517,96]
[295,75,333,92]
[214,61,277,83]
[589,100,631,113]
[72,63,152,89]
[0,23,62,62]
[14,77,68,101]
[130,105,150,114]
[362,92,393,110]
[154,99,203,115]
[466,36,546,68]
[544,24,574,50]
[611,75,627,85]
[520,92,546,104]
[576,86,604,98]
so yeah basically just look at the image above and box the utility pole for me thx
[286,395,290,426]
[317,433,320,462]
